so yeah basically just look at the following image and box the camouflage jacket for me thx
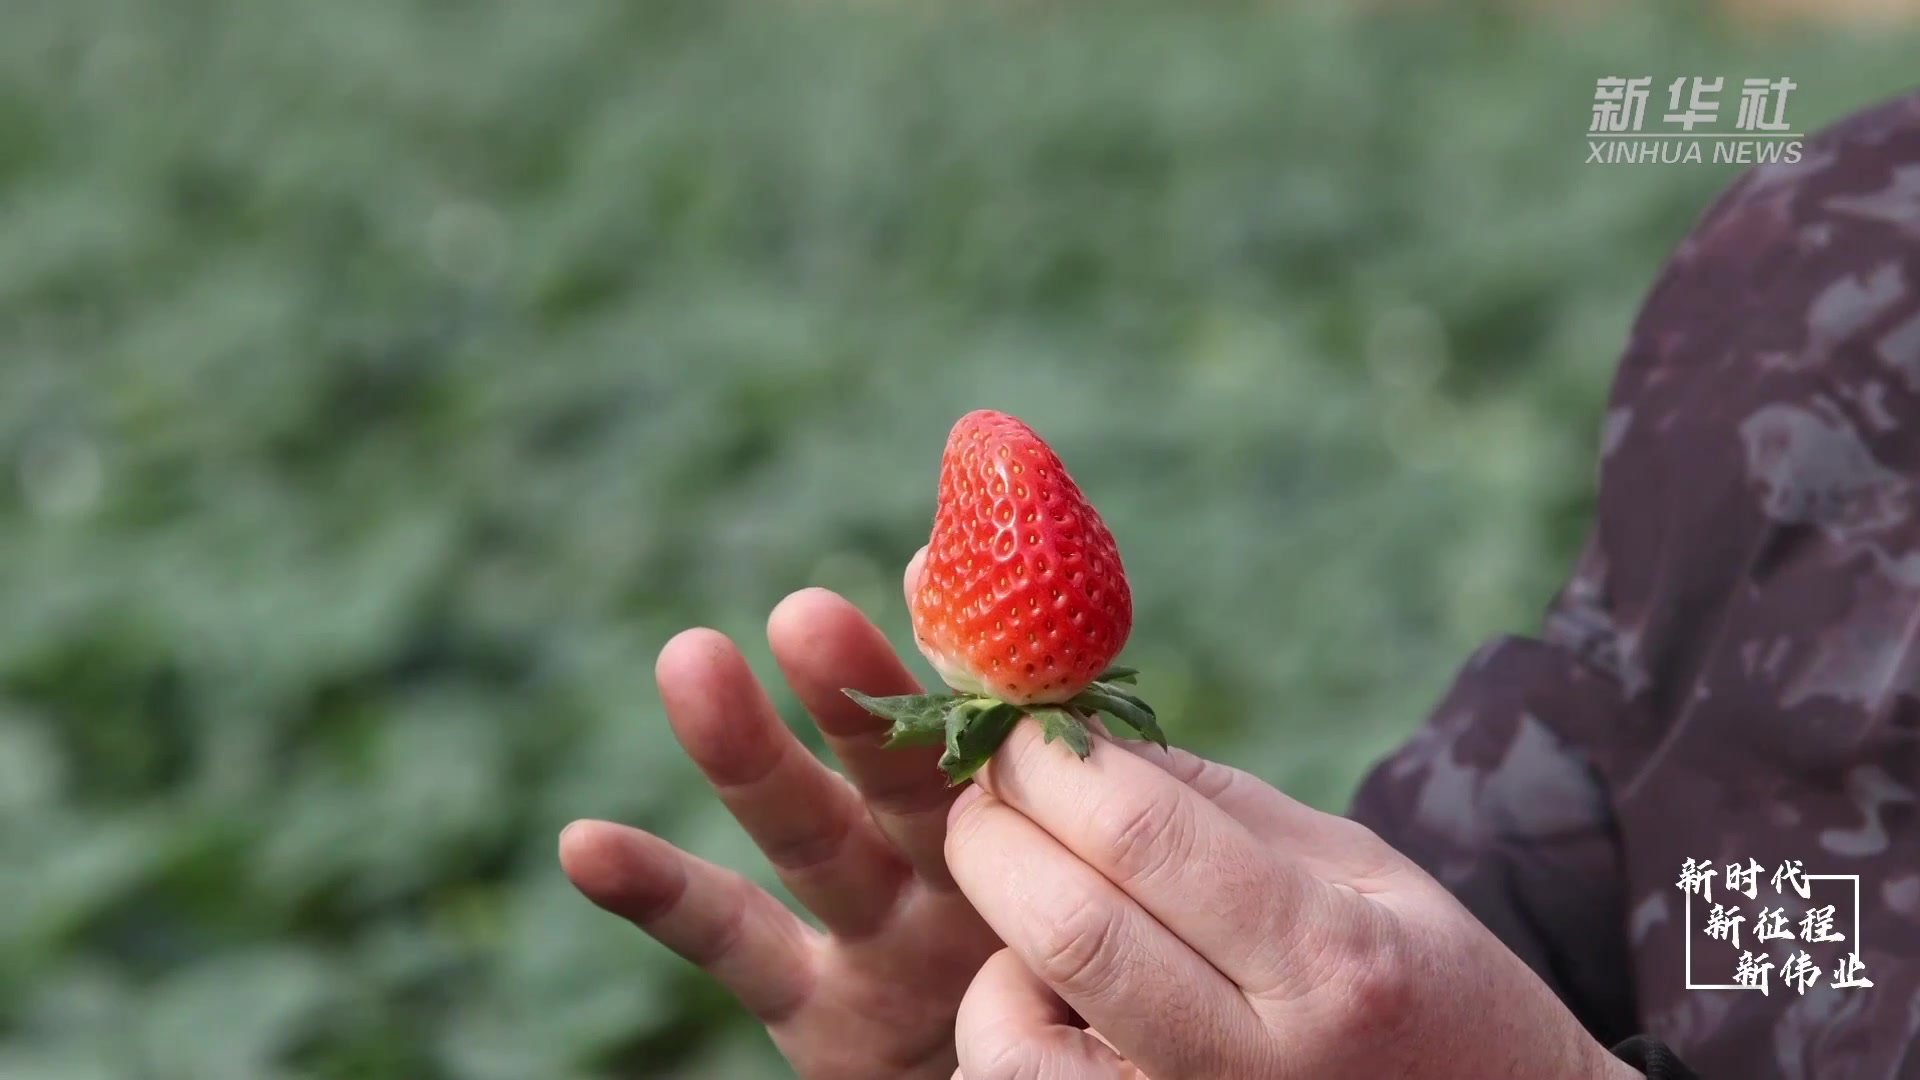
[1349,89,1920,1079]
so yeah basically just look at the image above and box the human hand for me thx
[942,725,1643,1079]
[559,573,1000,1079]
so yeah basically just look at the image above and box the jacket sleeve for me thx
[1349,89,1920,1080]
[1346,536,1642,1049]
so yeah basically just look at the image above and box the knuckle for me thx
[1249,888,1366,1000]
[1343,953,1417,1038]
[1161,747,1240,803]
[623,860,694,927]
[1301,897,1374,978]
[1033,895,1127,998]
[687,883,753,969]
[944,794,990,862]
[971,1042,1050,1080]
[861,776,951,819]
[1182,759,1243,803]
[1300,902,1417,1042]
[761,812,853,874]
[1096,785,1193,888]
[1329,816,1385,848]
[1337,822,1418,885]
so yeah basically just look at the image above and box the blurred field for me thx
[1,2,1916,1078]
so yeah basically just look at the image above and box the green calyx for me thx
[842,664,1166,784]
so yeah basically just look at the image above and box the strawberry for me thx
[844,410,1165,783]
[912,410,1132,704]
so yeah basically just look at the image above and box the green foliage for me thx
[0,1,1913,1076]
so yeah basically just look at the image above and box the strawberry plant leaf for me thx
[1089,681,1155,716]
[1072,687,1167,749]
[883,713,952,749]
[1029,707,1092,759]
[842,689,964,748]
[939,700,1021,784]
[1094,665,1139,685]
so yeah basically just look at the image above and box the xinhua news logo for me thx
[1587,77,1803,166]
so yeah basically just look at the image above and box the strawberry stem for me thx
[842,666,1167,783]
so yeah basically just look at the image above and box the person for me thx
[558,88,1920,1079]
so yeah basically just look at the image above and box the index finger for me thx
[977,721,1362,999]
[767,586,958,885]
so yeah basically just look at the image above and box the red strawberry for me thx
[911,410,1131,705]
[843,410,1165,783]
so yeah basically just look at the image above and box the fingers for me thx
[945,786,1267,1079]
[657,628,911,937]
[977,722,1361,1000]
[1111,740,1410,884]
[559,820,816,1024]
[955,949,1140,1080]
[767,587,961,886]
